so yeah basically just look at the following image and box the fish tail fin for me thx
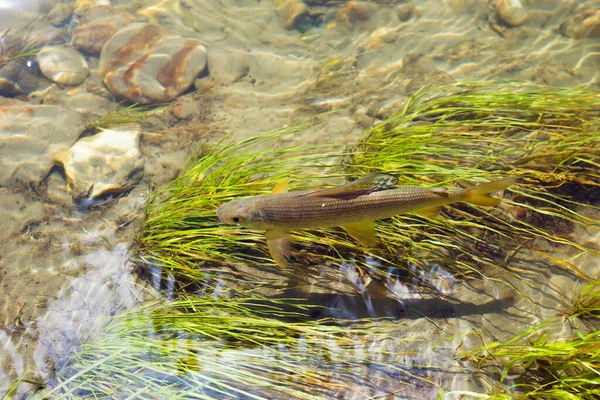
[465,178,515,207]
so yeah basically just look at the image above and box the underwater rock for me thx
[247,51,311,85]
[207,48,248,84]
[274,0,309,31]
[0,98,85,189]
[335,1,378,29]
[136,0,192,30]
[36,46,90,86]
[560,9,600,39]
[74,0,110,15]
[72,6,136,56]
[99,23,207,104]
[493,0,528,27]
[54,128,144,199]
[396,3,413,22]
[47,2,74,26]
[0,60,43,97]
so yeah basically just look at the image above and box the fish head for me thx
[216,197,268,230]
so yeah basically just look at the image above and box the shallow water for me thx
[1,0,600,398]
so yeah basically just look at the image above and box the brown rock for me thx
[560,9,600,39]
[99,23,207,104]
[73,6,136,56]
[274,0,308,30]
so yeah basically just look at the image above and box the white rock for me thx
[54,128,145,199]
[37,46,90,86]
[495,0,528,27]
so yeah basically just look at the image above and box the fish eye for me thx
[231,216,243,224]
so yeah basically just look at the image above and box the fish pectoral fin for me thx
[266,229,291,268]
[415,206,441,218]
[271,181,289,194]
[305,173,398,200]
[342,221,377,247]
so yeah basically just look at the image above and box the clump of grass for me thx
[343,81,600,285]
[0,24,41,68]
[458,318,600,399]
[135,82,600,294]
[84,103,167,132]
[565,281,600,320]
[45,296,431,399]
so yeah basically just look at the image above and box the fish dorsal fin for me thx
[343,221,377,246]
[305,174,398,200]
[271,181,289,194]
[266,228,290,268]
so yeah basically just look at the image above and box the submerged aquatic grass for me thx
[566,281,600,320]
[0,23,41,68]
[46,296,432,399]
[344,82,600,286]
[461,298,600,398]
[43,82,600,399]
[84,103,167,132]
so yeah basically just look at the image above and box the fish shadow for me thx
[275,286,516,321]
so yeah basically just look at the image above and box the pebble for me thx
[36,46,90,86]
[53,127,145,199]
[0,98,85,189]
[274,0,309,31]
[47,2,74,26]
[0,61,43,97]
[172,97,198,120]
[560,9,600,39]
[494,0,528,27]
[72,6,136,56]
[99,23,207,104]
[207,48,248,84]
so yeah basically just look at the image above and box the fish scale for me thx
[256,186,466,229]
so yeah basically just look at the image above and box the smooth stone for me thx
[47,2,74,26]
[246,51,311,84]
[0,98,85,189]
[54,128,144,199]
[560,9,600,39]
[494,0,528,27]
[72,6,136,56]
[99,23,207,104]
[207,48,248,84]
[36,46,90,86]
[274,0,309,31]
[0,60,43,97]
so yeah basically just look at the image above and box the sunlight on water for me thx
[1,0,600,398]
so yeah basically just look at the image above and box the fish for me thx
[216,174,514,268]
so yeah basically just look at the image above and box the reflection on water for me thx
[1,0,600,398]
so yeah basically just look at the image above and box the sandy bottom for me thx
[1,0,600,397]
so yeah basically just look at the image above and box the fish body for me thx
[217,174,514,268]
